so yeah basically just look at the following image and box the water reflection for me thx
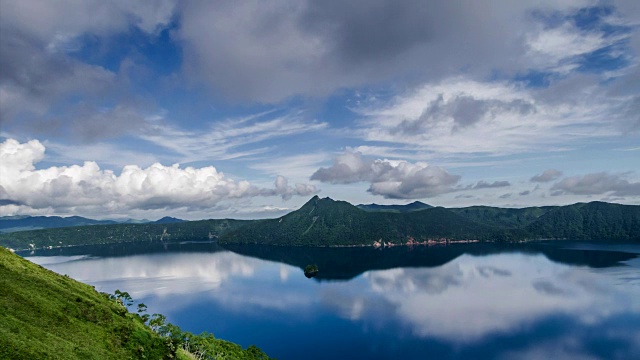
[23,243,640,360]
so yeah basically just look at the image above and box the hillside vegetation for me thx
[220,197,519,246]
[220,197,640,246]
[1,197,638,250]
[0,246,271,359]
[356,201,432,213]
[0,215,118,233]
[0,219,252,251]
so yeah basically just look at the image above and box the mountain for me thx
[448,205,557,228]
[153,216,185,224]
[0,246,272,359]
[0,215,118,233]
[525,201,640,241]
[218,196,517,246]
[0,219,253,251]
[1,197,638,251]
[357,201,433,213]
[220,196,640,246]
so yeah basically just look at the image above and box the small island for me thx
[304,264,319,278]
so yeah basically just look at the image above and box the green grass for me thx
[0,246,171,359]
[0,246,273,360]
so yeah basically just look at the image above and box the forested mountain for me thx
[1,196,638,250]
[525,201,640,242]
[357,201,433,213]
[219,196,522,246]
[448,205,557,228]
[220,197,640,245]
[0,219,253,251]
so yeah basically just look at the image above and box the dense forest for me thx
[1,196,639,251]
[0,219,253,251]
[219,197,640,246]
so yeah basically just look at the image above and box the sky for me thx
[0,0,639,220]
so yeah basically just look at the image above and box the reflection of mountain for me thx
[223,243,638,281]
[19,241,226,259]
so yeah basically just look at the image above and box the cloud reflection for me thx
[27,248,640,353]
[358,253,640,342]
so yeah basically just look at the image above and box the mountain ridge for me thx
[1,197,638,250]
[357,200,433,213]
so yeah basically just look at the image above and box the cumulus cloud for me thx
[311,151,460,199]
[0,138,315,215]
[531,169,564,183]
[262,175,318,200]
[551,172,640,196]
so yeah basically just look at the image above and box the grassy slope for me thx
[0,246,171,359]
[0,247,273,360]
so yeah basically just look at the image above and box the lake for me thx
[20,241,640,360]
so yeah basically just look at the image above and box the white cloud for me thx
[363,253,639,342]
[531,169,564,183]
[356,77,623,156]
[0,138,316,216]
[551,172,640,196]
[525,22,625,73]
[175,0,601,103]
[140,111,327,163]
[311,151,460,199]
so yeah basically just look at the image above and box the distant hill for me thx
[219,196,517,246]
[1,197,638,250]
[525,201,640,242]
[220,196,640,245]
[0,219,253,251]
[357,201,433,213]
[0,215,184,233]
[448,205,557,228]
[153,216,185,224]
[0,215,118,233]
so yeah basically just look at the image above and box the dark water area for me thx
[22,241,640,360]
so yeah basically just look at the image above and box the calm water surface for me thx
[21,242,640,360]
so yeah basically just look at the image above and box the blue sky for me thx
[0,0,639,220]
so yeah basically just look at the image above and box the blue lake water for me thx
[21,242,640,359]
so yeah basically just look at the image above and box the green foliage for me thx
[448,205,556,228]
[219,196,524,246]
[0,246,274,360]
[525,202,640,241]
[0,219,254,251]
[0,246,172,359]
[220,197,640,245]
[1,197,638,252]
[357,201,432,213]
